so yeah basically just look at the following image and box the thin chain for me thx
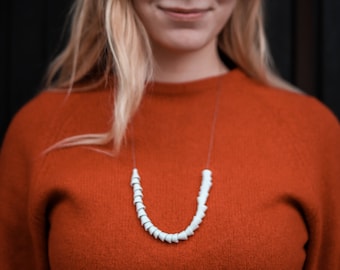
[205,76,223,168]
[130,125,137,168]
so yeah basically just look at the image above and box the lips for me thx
[158,6,211,21]
[160,7,210,13]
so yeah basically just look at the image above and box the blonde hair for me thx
[46,0,292,153]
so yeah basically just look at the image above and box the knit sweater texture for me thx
[0,69,339,269]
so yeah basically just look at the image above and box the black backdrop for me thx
[1,0,340,144]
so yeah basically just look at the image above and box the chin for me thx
[163,42,208,52]
[153,31,214,53]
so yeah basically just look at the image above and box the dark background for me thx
[1,0,340,144]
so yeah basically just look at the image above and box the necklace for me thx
[130,75,223,244]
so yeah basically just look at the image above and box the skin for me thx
[132,0,237,82]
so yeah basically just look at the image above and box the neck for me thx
[151,40,228,83]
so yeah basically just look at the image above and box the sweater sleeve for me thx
[0,113,37,269]
[0,93,60,269]
[300,98,340,270]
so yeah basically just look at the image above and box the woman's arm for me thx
[0,114,37,269]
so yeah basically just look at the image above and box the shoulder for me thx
[12,90,69,128]
[1,91,68,156]
[233,71,340,192]
[233,69,339,136]
[14,87,110,123]
[229,70,340,168]
[2,88,111,156]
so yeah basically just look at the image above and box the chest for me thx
[35,141,308,269]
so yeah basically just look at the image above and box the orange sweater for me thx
[1,69,339,269]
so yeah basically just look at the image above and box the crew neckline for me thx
[145,68,243,95]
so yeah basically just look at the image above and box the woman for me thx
[0,0,339,269]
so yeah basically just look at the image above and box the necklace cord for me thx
[130,125,137,168]
[206,75,223,168]
[129,73,224,244]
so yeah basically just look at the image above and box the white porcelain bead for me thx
[134,190,143,198]
[165,234,173,243]
[195,209,206,219]
[202,169,212,179]
[133,196,143,204]
[189,217,202,230]
[185,227,194,236]
[178,231,188,241]
[140,216,150,225]
[159,232,167,242]
[193,215,203,224]
[197,197,207,206]
[136,202,146,211]
[144,222,153,231]
[198,191,209,200]
[133,184,143,192]
[131,178,140,186]
[137,209,147,218]
[171,234,179,243]
[198,205,208,213]
[189,222,199,231]
[148,226,157,235]
[153,229,161,239]
[132,168,140,178]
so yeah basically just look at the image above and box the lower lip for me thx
[161,9,207,21]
